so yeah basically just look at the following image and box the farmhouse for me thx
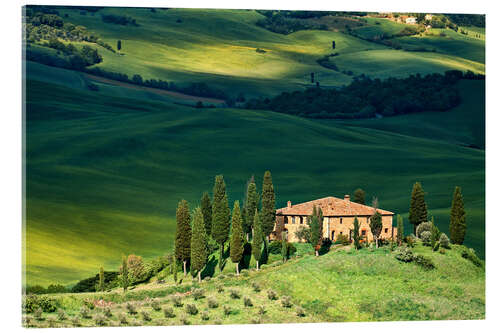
[273,195,396,243]
[405,17,417,25]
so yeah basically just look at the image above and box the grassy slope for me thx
[53,8,483,96]
[24,243,484,327]
[25,61,484,285]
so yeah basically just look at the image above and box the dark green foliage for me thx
[98,267,104,292]
[212,175,230,270]
[229,289,241,299]
[117,40,121,51]
[251,209,263,267]
[308,206,323,253]
[405,234,416,248]
[395,247,413,262]
[268,240,297,255]
[450,186,466,244]
[396,214,404,245]
[200,192,212,236]
[430,217,442,248]
[353,189,366,204]
[267,289,278,300]
[409,182,428,234]
[439,233,451,249]
[413,255,435,270]
[175,200,192,269]
[230,201,245,270]
[190,207,208,280]
[335,234,350,246]
[281,231,288,261]
[101,14,138,26]
[281,296,293,308]
[244,296,253,307]
[163,307,175,318]
[261,171,276,239]
[294,225,310,243]
[256,11,329,34]
[353,217,361,249]
[461,247,483,267]
[121,256,129,292]
[23,295,59,313]
[370,211,383,248]
[244,177,259,239]
[445,14,485,28]
[246,73,465,119]
[185,303,198,315]
[433,242,440,252]
[191,288,204,300]
[421,231,432,246]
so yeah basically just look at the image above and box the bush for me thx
[439,233,451,249]
[334,234,350,245]
[229,289,241,299]
[103,307,112,318]
[461,247,483,267]
[171,295,183,307]
[185,304,198,315]
[296,306,306,317]
[201,311,209,321]
[191,288,204,300]
[281,295,293,308]
[126,302,137,314]
[439,248,446,255]
[118,313,128,324]
[207,297,219,309]
[258,305,266,315]
[416,222,432,238]
[23,295,58,313]
[413,255,435,270]
[141,310,152,321]
[151,299,161,311]
[268,240,297,256]
[163,306,175,318]
[217,285,224,293]
[433,242,440,252]
[252,282,261,292]
[223,305,232,316]
[94,313,107,326]
[179,315,190,325]
[267,289,278,300]
[420,231,432,246]
[80,306,91,319]
[56,309,66,321]
[34,308,43,321]
[244,296,253,307]
[71,316,81,326]
[405,234,417,247]
[395,247,414,262]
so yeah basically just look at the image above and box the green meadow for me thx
[24,7,485,287]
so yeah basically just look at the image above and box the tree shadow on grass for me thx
[201,256,217,279]
[241,242,252,270]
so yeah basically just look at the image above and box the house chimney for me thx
[287,200,292,208]
[344,195,350,202]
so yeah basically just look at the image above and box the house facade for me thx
[273,195,396,243]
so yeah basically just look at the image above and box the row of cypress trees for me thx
[174,171,276,281]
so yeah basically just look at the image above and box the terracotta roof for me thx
[276,196,394,217]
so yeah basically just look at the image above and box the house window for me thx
[292,216,296,224]
[300,216,303,224]
[340,231,343,235]
[361,230,366,236]
[384,228,388,233]
[284,216,288,224]
[331,231,335,240]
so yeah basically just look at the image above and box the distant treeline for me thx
[445,14,485,28]
[245,70,484,119]
[101,14,139,26]
[26,43,102,70]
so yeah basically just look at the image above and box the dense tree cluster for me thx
[101,14,139,26]
[245,71,477,119]
[445,14,485,28]
[256,12,329,34]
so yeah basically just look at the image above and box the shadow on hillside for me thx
[240,243,252,270]
[201,256,217,279]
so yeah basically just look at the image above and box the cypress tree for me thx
[121,255,128,292]
[200,192,212,237]
[281,231,288,262]
[172,257,178,284]
[449,186,466,244]
[191,207,208,283]
[430,216,441,248]
[396,214,404,246]
[261,171,276,241]
[353,188,366,205]
[230,201,244,275]
[175,200,192,276]
[211,175,231,271]
[98,267,104,292]
[353,217,361,250]
[409,182,428,234]
[244,176,259,241]
[251,209,263,270]
[308,206,322,256]
[370,211,383,248]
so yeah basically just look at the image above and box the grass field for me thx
[22,242,485,327]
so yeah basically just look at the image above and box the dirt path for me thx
[84,73,226,105]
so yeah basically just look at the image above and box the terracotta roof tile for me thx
[276,196,394,217]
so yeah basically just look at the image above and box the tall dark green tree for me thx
[244,176,259,241]
[121,255,128,292]
[230,201,244,275]
[200,192,212,237]
[353,217,361,250]
[191,207,208,283]
[117,39,121,52]
[409,182,428,234]
[449,186,466,244]
[98,267,104,292]
[251,209,263,270]
[261,171,276,241]
[175,200,192,276]
[396,214,404,245]
[353,188,366,205]
[430,216,441,248]
[370,211,383,248]
[281,231,288,262]
[308,205,323,256]
[212,175,231,270]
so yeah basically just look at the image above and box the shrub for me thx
[251,317,261,324]
[207,297,219,309]
[185,303,198,315]
[141,310,152,321]
[229,289,241,299]
[191,288,204,300]
[23,295,58,313]
[416,222,432,238]
[461,247,483,267]
[413,255,435,270]
[56,309,66,321]
[335,234,350,245]
[103,307,113,318]
[151,299,161,311]
[80,306,91,319]
[34,308,43,321]
[118,313,127,324]
[433,242,440,252]
[296,306,306,317]
[281,295,293,308]
[223,305,232,316]
[179,315,190,325]
[217,274,226,280]
[94,313,107,326]
[217,285,224,293]
[171,295,183,307]
[405,234,416,247]
[268,240,297,256]
[214,318,222,325]
[201,311,209,321]
[420,231,432,246]
[439,248,446,255]
[126,302,137,314]
[395,247,414,262]
[71,316,81,327]
[163,306,175,318]
[258,305,266,315]
[439,233,451,249]
[244,296,253,307]
[267,289,278,300]
[203,277,211,282]
[252,282,261,292]
[47,316,56,327]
